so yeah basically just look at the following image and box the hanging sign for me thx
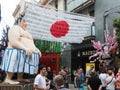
[24,2,94,43]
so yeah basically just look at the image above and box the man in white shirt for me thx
[99,69,107,90]
[33,65,48,90]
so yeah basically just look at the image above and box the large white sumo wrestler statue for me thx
[1,15,41,84]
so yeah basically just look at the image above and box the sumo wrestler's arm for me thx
[8,28,32,55]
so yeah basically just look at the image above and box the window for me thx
[89,10,94,17]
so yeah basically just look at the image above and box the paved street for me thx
[69,84,88,90]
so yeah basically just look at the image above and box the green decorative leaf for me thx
[35,40,61,53]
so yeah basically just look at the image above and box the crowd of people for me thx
[73,65,120,90]
[33,65,70,90]
[1,57,120,90]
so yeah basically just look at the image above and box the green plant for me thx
[113,17,120,52]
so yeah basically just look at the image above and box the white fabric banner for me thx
[24,2,94,43]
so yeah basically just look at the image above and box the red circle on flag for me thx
[50,20,69,38]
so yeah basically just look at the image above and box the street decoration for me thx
[0,15,41,84]
[35,40,61,52]
[86,63,95,74]
[24,2,94,43]
[50,20,69,38]
[89,26,118,60]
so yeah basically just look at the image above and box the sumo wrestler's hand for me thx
[39,51,42,58]
[24,48,33,56]
[35,48,42,58]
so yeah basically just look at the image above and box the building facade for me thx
[95,0,120,43]
[13,0,66,19]
[95,0,120,72]
[62,0,120,81]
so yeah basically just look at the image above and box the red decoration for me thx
[50,20,69,38]
[40,53,60,74]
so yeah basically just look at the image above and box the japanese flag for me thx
[24,2,94,43]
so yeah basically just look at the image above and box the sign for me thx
[86,63,95,73]
[24,2,94,43]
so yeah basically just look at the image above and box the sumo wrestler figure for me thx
[1,15,41,84]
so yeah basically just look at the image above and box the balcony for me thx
[67,0,95,12]
[84,23,95,41]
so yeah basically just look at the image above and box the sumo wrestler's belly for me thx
[20,37,36,51]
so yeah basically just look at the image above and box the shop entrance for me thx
[71,49,99,82]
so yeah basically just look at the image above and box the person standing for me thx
[33,65,48,90]
[53,75,69,90]
[47,66,55,89]
[115,69,120,90]
[59,66,67,81]
[64,66,69,88]
[87,70,102,90]
[59,66,69,88]
[74,68,85,90]
[105,69,116,90]
[47,67,53,81]
[99,69,107,90]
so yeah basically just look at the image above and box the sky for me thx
[0,0,20,40]
[0,0,21,26]
[0,0,31,40]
